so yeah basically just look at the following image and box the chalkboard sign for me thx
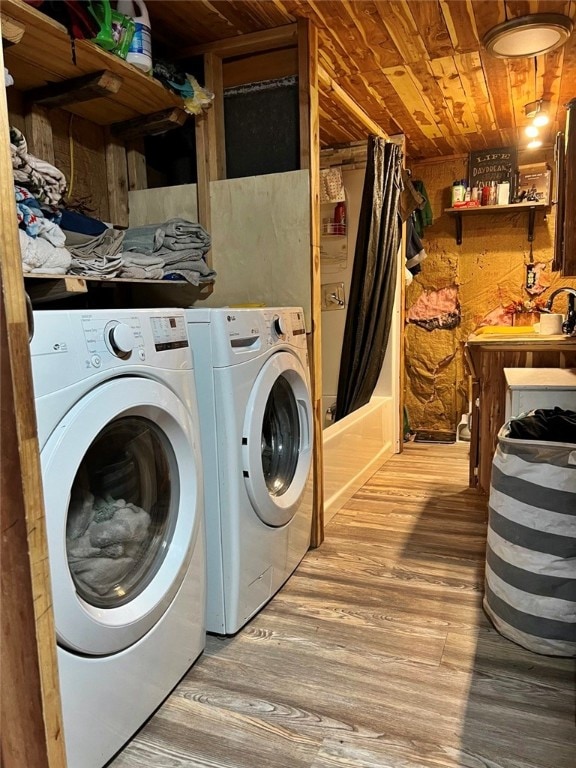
[468,146,517,188]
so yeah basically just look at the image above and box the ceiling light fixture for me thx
[483,13,573,58]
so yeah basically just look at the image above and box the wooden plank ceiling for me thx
[148,0,576,160]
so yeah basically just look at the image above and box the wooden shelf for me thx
[445,202,548,245]
[24,274,213,304]
[2,0,184,126]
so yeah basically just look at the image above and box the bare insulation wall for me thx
[405,151,576,432]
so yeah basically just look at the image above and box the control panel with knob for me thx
[272,314,288,338]
[105,322,135,357]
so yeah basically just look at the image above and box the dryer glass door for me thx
[243,351,313,527]
[42,377,201,656]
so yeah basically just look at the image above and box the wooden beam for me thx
[24,104,54,165]
[126,138,147,191]
[299,17,324,549]
[1,11,25,46]
[0,40,66,768]
[203,53,226,180]
[25,70,123,109]
[25,276,88,304]
[177,23,298,59]
[104,128,128,227]
[195,111,212,250]
[223,48,298,89]
[111,108,187,141]
[318,65,389,140]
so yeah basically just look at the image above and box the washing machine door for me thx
[41,377,201,656]
[242,351,313,527]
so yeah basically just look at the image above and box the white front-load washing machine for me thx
[186,307,313,635]
[30,309,206,768]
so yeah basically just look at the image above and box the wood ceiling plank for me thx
[317,37,356,80]
[344,70,442,158]
[429,56,479,134]
[538,47,565,147]
[371,0,429,64]
[470,0,503,40]
[382,65,445,141]
[478,53,515,130]
[440,0,480,53]
[454,52,497,134]
[317,0,404,72]
[506,56,536,137]
[148,1,244,48]
[406,0,454,59]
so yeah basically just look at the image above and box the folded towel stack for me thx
[68,229,125,277]
[123,217,215,285]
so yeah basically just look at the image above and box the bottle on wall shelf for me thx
[117,0,152,73]
[333,200,346,235]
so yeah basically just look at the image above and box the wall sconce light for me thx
[525,125,539,138]
[525,99,550,126]
[483,13,573,58]
[527,139,543,149]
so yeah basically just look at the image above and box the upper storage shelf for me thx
[444,202,548,245]
[2,0,183,126]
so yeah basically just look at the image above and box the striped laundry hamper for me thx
[484,423,576,656]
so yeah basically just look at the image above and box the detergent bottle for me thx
[117,0,152,73]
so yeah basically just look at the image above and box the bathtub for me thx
[322,396,398,526]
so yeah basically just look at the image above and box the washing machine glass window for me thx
[67,416,177,609]
[42,377,200,655]
[262,375,300,496]
[243,351,313,527]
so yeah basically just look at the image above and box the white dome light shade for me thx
[525,125,539,137]
[483,14,573,58]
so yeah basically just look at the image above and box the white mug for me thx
[539,313,564,335]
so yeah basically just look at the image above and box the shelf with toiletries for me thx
[2,0,184,127]
[444,202,548,245]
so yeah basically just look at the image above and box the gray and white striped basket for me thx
[484,422,576,657]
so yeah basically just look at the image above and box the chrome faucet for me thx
[545,287,576,335]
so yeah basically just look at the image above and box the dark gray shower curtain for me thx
[335,136,402,421]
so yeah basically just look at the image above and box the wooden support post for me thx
[126,138,147,191]
[203,52,226,180]
[195,111,212,245]
[26,70,123,109]
[0,41,67,768]
[24,104,54,165]
[111,108,187,141]
[298,17,324,549]
[104,128,129,228]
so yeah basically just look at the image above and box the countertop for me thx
[466,332,576,350]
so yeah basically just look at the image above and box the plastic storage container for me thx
[117,0,152,73]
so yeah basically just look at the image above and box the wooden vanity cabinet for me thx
[464,337,576,494]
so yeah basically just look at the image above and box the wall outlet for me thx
[321,282,345,310]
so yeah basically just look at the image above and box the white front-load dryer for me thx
[30,309,206,768]
[186,307,313,635]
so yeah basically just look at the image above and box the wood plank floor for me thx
[110,443,575,768]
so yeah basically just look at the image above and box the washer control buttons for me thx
[272,314,287,337]
[91,354,101,368]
